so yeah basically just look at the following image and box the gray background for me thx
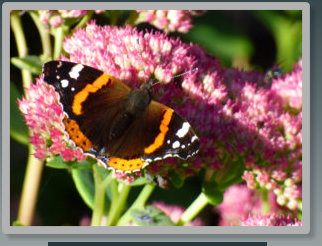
[1,0,320,245]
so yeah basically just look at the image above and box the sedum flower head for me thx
[18,78,86,162]
[216,184,280,226]
[19,22,302,195]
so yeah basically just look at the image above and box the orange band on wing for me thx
[72,73,113,115]
[144,109,173,154]
[108,157,148,172]
[63,116,95,152]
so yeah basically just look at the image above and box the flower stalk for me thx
[10,11,32,89]
[117,183,155,226]
[28,11,52,61]
[106,182,131,226]
[17,145,43,226]
[91,168,113,226]
[177,192,209,226]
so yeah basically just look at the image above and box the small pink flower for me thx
[49,15,64,28]
[61,148,76,162]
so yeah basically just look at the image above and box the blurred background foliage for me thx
[10,10,302,225]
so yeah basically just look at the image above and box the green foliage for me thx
[11,56,43,75]
[10,82,29,145]
[131,205,175,226]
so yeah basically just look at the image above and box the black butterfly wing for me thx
[43,61,131,154]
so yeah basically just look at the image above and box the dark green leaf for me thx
[169,169,185,189]
[11,56,43,75]
[216,158,245,191]
[202,181,223,206]
[72,168,95,210]
[131,205,175,226]
[72,166,112,213]
[10,82,29,145]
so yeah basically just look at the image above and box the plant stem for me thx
[17,145,44,225]
[10,11,32,89]
[116,183,155,226]
[11,11,44,226]
[110,10,119,26]
[177,192,209,226]
[125,10,139,26]
[76,11,94,29]
[106,182,131,226]
[28,11,52,61]
[91,170,113,226]
[53,25,68,60]
[261,189,270,214]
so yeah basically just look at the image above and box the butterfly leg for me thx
[88,147,110,168]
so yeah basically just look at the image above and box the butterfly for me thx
[43,61,199,173]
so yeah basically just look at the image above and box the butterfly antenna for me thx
[150,67,198,88]
[172,67,198,79]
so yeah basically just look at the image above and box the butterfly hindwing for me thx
[142,101,199,162]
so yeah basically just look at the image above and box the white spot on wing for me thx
[61,79,69,88]
[176,122,190,138]
[71,87,75,91]
[167,140,171,144]
[69,64,84,79]
[191,135,198,143]
[172,140,180,149]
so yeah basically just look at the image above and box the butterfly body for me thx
[43,61,199,173]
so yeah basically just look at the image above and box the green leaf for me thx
[11,56,43,75]
[93,164,111,181]
[46,155,95,170]
[72,168,95,210]
[126,176,149,186]
[216,158,245,191]
[169,169,185,188]
[46,155,76,169]
[202,181,223,206]
[10,82,29,145]
[131,205,175,226]
[72,166,112,212]
[12,220,25,226]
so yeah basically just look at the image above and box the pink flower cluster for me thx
[136,10,202,33]
[215,184,301,226]
[241,214,302,226]
[39,10,105,28]
[19,21,302,207]
[18,78,86,162]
